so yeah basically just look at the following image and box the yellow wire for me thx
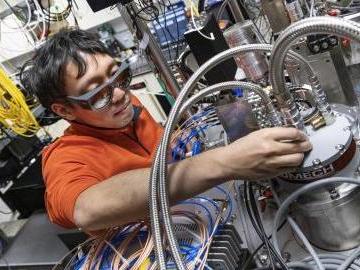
[187,0,200,17]
[0,68,40,137]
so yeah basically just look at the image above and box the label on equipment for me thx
[281,164,335,181]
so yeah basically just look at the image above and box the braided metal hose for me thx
[151,81,275,269]
[149,42,333,268]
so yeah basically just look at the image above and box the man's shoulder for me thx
[42,134,105,163]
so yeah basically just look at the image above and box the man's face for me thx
[58,53,134,129]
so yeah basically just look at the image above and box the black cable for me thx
[248,183,289,270]
[249,183,276,270]
[244,182,276,270]
[154,18,172,62]
[244,182,289,270]
[163,0,180,60]
[153,1,172,62]
[242,219,287,270]
[216,0,229,21]
[198,0,205,13]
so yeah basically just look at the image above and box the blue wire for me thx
[193,196,221,212]
[166,243,202,268]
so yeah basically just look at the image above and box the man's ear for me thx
[51,102,76,121]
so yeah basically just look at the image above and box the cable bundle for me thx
[1,0,48,41]
[0,68,40,137]
[171,106,220,160]
[126,0,185,64]
[53,194,230,270]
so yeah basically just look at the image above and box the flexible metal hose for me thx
[151,81,274,269]
[180,81,277,123]
[149,144,166,269]
[270,17,360,128]
[149,44,320,269]
[149,43,328,269]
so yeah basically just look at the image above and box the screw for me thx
[321,42,329,49]
[329,37,337,45]
[312,44,320,53]
[258,252,269,265]
[335,144,345,150]
[312,159,321,166]
[329,188,340,200]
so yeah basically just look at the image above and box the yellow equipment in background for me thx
[0,68,40,137]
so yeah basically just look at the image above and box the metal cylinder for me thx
[278,145,360,251]
[295,184,360,251]
[261,0,291,34]
[223,21,268,82]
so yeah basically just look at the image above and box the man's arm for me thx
[73,127,312,231]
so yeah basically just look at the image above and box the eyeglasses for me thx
[66,61,132,111]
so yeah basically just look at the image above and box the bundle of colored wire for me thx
[54,192,231,270]
[171,106,220,160]
[0,68,40,137]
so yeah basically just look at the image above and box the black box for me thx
[184,15,237,85]
[2,157,45,218]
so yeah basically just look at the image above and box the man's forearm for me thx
[74,147,228,231]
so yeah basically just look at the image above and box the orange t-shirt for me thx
[42,100,163,228]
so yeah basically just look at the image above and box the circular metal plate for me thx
[302,114,353,170]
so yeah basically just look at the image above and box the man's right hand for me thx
[216,127,313,180]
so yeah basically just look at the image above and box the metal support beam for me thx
[228,0,245,23]
[118,4,181,98]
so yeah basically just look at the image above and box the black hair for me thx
[20,28,112,109]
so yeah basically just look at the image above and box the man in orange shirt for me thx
[22,29,311,232]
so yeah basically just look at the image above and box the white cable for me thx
[310,0,315,17]
[271,183,325,270]
[189,1,214,41]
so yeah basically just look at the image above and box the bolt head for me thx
[329,38,337,45]
[312,45,320,52]
[312,159,321,166]
[258,253,269,265]
[335,144,345,150]
[321,42,329,49]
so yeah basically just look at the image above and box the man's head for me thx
[21,28,134,129]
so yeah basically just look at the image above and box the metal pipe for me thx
[227,0,245,23]
[118,4,181,98]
